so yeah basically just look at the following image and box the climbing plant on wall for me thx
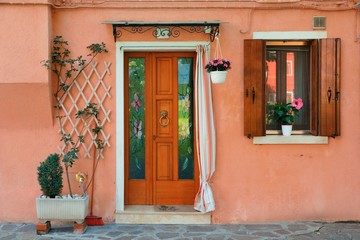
[42,36,110,197]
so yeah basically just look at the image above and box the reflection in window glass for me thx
[178,58,194,180]
[129,58,145,179]
[265,47,310,131]
[286,52,295,103]
[266,50,277,105]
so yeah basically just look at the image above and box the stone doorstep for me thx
[36,221,87,235]
[116,205,211,224]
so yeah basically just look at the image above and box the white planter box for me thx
[36,196,89,223]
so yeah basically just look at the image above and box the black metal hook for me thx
[327,87,332,103]
[252,88,255,103]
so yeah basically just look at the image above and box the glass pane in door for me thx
[128,58,145,179]
[178,58,194,180]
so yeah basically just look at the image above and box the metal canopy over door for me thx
[124,52,199,205]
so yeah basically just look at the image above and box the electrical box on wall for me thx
[313,16,326,30]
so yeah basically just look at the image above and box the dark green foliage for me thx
[267,103,299,125]
[75,103,99,118]
[204,58,231,73]
[87,42,108,55]
[41,36,108,101]
[37,154,63,198]
[62,148,79,168]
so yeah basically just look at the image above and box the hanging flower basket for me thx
[205,58,231,84]
[204,37,231,84]
[210,71,227,84]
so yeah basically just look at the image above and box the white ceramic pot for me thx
[210,71,227,84]
[36,196,89,223]
[281,125,293,136]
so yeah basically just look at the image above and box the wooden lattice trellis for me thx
[58,61,111,159]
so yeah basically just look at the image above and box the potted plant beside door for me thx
[36,36,108,235]
[36,103,104,234]
[205,58,231,84]
[36,154,89,234]
[267,98,303,136]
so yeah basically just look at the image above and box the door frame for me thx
[116,41,209,212]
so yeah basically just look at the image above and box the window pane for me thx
[129,58,145,179]
[293,51,310,130]
[266,50,277,104]
[286,52,295,103]
[178,58,194,180]
[266,47,310,131]
[265,50,277,129]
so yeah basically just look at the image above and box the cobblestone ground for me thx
[0,222,360,240]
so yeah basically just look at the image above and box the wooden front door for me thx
[124,52,199,205]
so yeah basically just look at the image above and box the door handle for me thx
[159,110,169,127]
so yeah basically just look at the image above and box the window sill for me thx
[253,135,328,145]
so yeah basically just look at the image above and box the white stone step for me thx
[116,205,211,224]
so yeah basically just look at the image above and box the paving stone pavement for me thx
[0,222,360,240]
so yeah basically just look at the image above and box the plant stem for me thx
[65,165,73,198]
[58,53,98,101]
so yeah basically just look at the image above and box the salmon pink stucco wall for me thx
[0,5,58,222]
[0,1,359,223]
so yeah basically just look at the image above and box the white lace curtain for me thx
[194,45,216,213]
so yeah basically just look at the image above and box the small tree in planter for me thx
[36,36,107,235]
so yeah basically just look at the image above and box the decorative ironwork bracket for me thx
[103,21,220,42]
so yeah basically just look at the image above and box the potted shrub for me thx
[205,58,231,84]
[267,98,303,136]
[36,154,89,233]
[37,153,63,199]
[36,36,107,235]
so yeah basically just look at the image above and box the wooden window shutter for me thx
[318,38,341,137]
[244,39,266,138]
[310,40,319,135]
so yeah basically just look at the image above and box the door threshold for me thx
[115,205,211,224]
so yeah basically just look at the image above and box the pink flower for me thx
[131,93,142,112]
[133,119,142,139]
[291,98,303,110]
[205,58,232,72]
